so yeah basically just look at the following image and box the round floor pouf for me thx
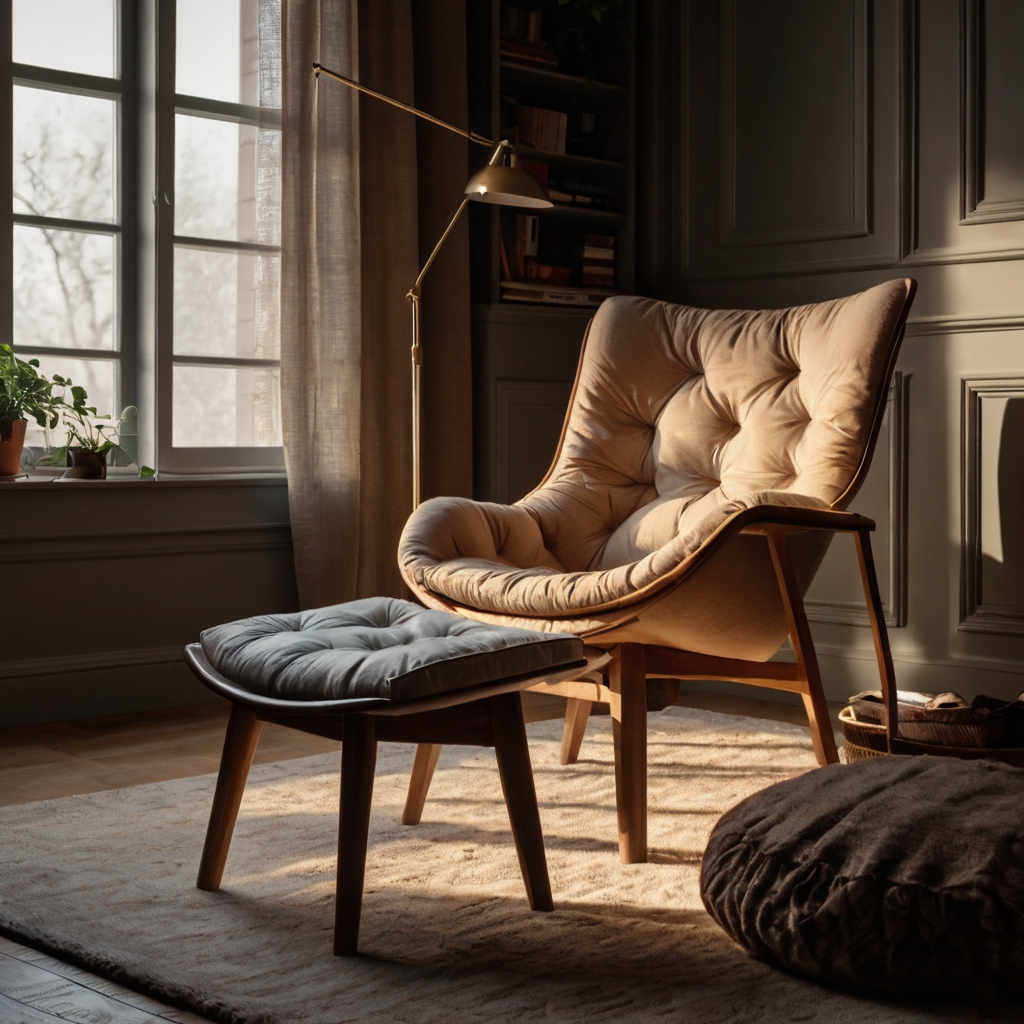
[700,755,1024,1002]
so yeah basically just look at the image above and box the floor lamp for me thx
[313,63,553,509]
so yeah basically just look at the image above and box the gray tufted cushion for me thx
[700,755,1024,1003]
[199,597,586,704]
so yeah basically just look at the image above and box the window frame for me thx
[1,0,285,477]
[155,0,283,473]
[5,0,138,431]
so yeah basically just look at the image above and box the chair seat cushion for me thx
[199,597,586,704]
[700,755,1024,1002]
[401,490,827,616]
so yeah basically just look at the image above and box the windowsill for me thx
[3,469,288,488]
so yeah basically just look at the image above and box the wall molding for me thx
[806,372,908,628]
[816,642,1024,678]
[0,522,293,564]
[495,380,574,504]
[960,374,1024,635]
[717,0,871,248]
[905,313,1024,336]
[0,645,185,681]
[960,0,1024,225]
[901,0,1024,261]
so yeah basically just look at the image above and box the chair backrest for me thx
[520,279,916,573]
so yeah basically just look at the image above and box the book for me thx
[499,39,559,68]
[581,233,616,288]
[527,262,573,284]
[514,105,568,155]
[517,213,539,280]
[499,232,512,281]
[520,160,549,194]
[500,279,618,308]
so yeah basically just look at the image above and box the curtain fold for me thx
[281,0,471,609]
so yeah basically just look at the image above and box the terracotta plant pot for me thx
[0,418,27,477]
[61,447,107,480]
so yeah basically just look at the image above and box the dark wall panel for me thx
[722,0,864,243]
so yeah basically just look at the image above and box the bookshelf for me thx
[466,2,635,502]
[468,1,636,308]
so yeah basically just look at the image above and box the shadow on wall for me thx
[981,396,1024,612]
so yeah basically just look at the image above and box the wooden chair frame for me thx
[403,513,897,865]
[185,645,609,955]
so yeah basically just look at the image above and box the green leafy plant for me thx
[0,343,62,442]
[29,369,154,478]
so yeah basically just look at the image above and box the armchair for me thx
[399,280,917,862]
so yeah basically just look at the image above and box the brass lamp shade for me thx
[464,164,553,208]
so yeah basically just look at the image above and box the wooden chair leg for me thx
[609,643,648,864]
[854,529,899,752]
[401,742,442,825]
[491,691,553,912]
[767,532,839,767]
[334,714,377,956]
[560,697,592,765]
[197,703,264,891]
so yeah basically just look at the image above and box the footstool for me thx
[701,754,1024,1002]
[184,597,607,955]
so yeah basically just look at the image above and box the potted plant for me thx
[0,343,62,477]
[37,375,154,480]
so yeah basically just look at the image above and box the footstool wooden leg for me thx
[197,704,264,891]
[560,698,592,765]
[402,743,442,825]
[491,692,553,912]
[610,643,648,864]
[335,714,378,956]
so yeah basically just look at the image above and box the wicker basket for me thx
[838,706,1024,766]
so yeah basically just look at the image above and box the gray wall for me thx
[0,480,297,727]
[638,0,1024,702]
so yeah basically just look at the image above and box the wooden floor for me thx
[0,690,839,1022]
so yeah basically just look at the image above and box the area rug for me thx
[0,707,1012,1024]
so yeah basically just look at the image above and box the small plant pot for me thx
[0,418,27,477]
[61,447,107,480]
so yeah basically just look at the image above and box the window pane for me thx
[177,0,281,107]
[21,355,117,447]
[13,0,116,79]
[173,365,281,447]
[175,117,281,244]
[14,226,115,351]
[14,87,116,223]
[174,247,279,359]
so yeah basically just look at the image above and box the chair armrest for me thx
[736,506,876,535]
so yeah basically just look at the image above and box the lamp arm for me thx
[313,63,495,149]
[408,196,471,300]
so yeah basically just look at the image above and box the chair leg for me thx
[491,691,553,912]
[766,532,839,767]
[197,703,264,891]
[334,714,377,956]
[609,643,648,864]
[854,529,899,752]
[560,697,592,765]
[401,742,442,825]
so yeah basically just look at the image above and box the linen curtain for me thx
[281,0,472,609]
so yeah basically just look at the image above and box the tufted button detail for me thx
[201,597,585,704]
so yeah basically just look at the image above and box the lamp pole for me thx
[312,63,549,509]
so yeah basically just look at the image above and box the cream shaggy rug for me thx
[0,707,1013,1024]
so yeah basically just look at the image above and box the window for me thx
[8,0,283,474]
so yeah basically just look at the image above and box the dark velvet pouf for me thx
[700,755,1024,1002]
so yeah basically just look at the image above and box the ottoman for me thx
[185,597,607,955]
[700,754,1024,1002]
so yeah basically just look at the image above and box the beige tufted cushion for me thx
[400,280,914,618]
